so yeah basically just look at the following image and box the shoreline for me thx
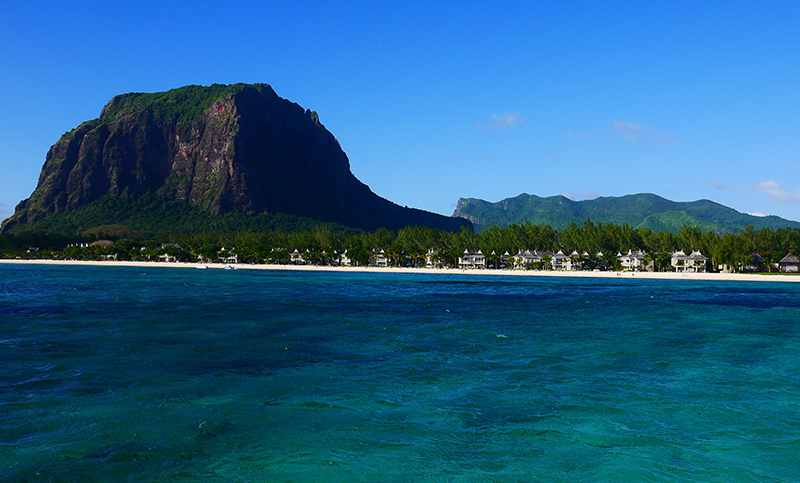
[2,258,799,282]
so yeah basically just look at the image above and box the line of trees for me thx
[3,221,800,272]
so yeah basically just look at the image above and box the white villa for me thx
[618,250,647,271]
[337,250,353,267]
[426,249,442,268]
[458,250,486,269]
[671,250,708,272]
[512,249,552,268]
[290,249,306,265]
[371,249,390,267]
[552,250,570,270]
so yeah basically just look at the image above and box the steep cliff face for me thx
[3,84,470,233]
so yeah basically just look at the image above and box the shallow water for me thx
[2,264,799,482]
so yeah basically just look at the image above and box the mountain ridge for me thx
[2,84,470,236]
[453,192,800,233]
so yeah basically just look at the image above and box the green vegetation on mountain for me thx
[454,193,800,233]
[6,193,354,239]
[2,84,469,235]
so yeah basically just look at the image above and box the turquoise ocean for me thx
[2,263,800,482]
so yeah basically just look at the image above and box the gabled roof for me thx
[780,253,800,264]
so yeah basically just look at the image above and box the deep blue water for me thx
[2,264,800,482]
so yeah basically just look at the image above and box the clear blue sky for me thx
[3,1,800,224]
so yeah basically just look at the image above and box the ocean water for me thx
[2,264,800,482]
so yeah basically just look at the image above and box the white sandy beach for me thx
[2,258,799,282]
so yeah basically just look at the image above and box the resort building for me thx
[551,250,570,271]
[371,249,390,267]
[290,249,305,265]
[671,250,708,272]
[218,248,238,264]
[595,252,608,270]
[337,250,352,267]
[618,250,647,271]
[740,253,766,273]
[512,249,553,268]
[426,249,442,268]
[459,250,486,269]
[779,253,800,273]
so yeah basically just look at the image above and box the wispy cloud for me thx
[611,119,651,142]
[608,120,676,146]
[491,112,524,129]
[561,190,599,201]
[747,212,767,217]
[476,112,525,130]
[708,180,726,190]
[755,180,800,203]
[565,129,589,139]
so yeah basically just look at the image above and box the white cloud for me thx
[747,212,767,217]
[755,180,800,203]
[561,190,599,201]
[708,180,726,190]
[611,119,651,142]
[480,112,525,130]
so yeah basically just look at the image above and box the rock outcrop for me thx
[3,84,470,234]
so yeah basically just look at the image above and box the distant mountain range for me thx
[453,193,800,233]
[1,84,469,237]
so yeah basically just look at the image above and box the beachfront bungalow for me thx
[459,250,486,269]
[512,249,553,268]
[688,250,708,272]
[513,249,536,267]
[569,250,585,271]
[595,252,608,270]
[551,250,570,271]
[337,250,352,267]
[425,249,442,268]
[290,249,306,265]
[618,250,647,271]
[371,249,391,267]
[218,248,238,264]
[671,250,689,271]
[741,253,766,273]
[671,250,708,273]
[779,253,800,273]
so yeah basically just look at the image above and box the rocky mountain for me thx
[2,84,470,236]
[454,193,800,233]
